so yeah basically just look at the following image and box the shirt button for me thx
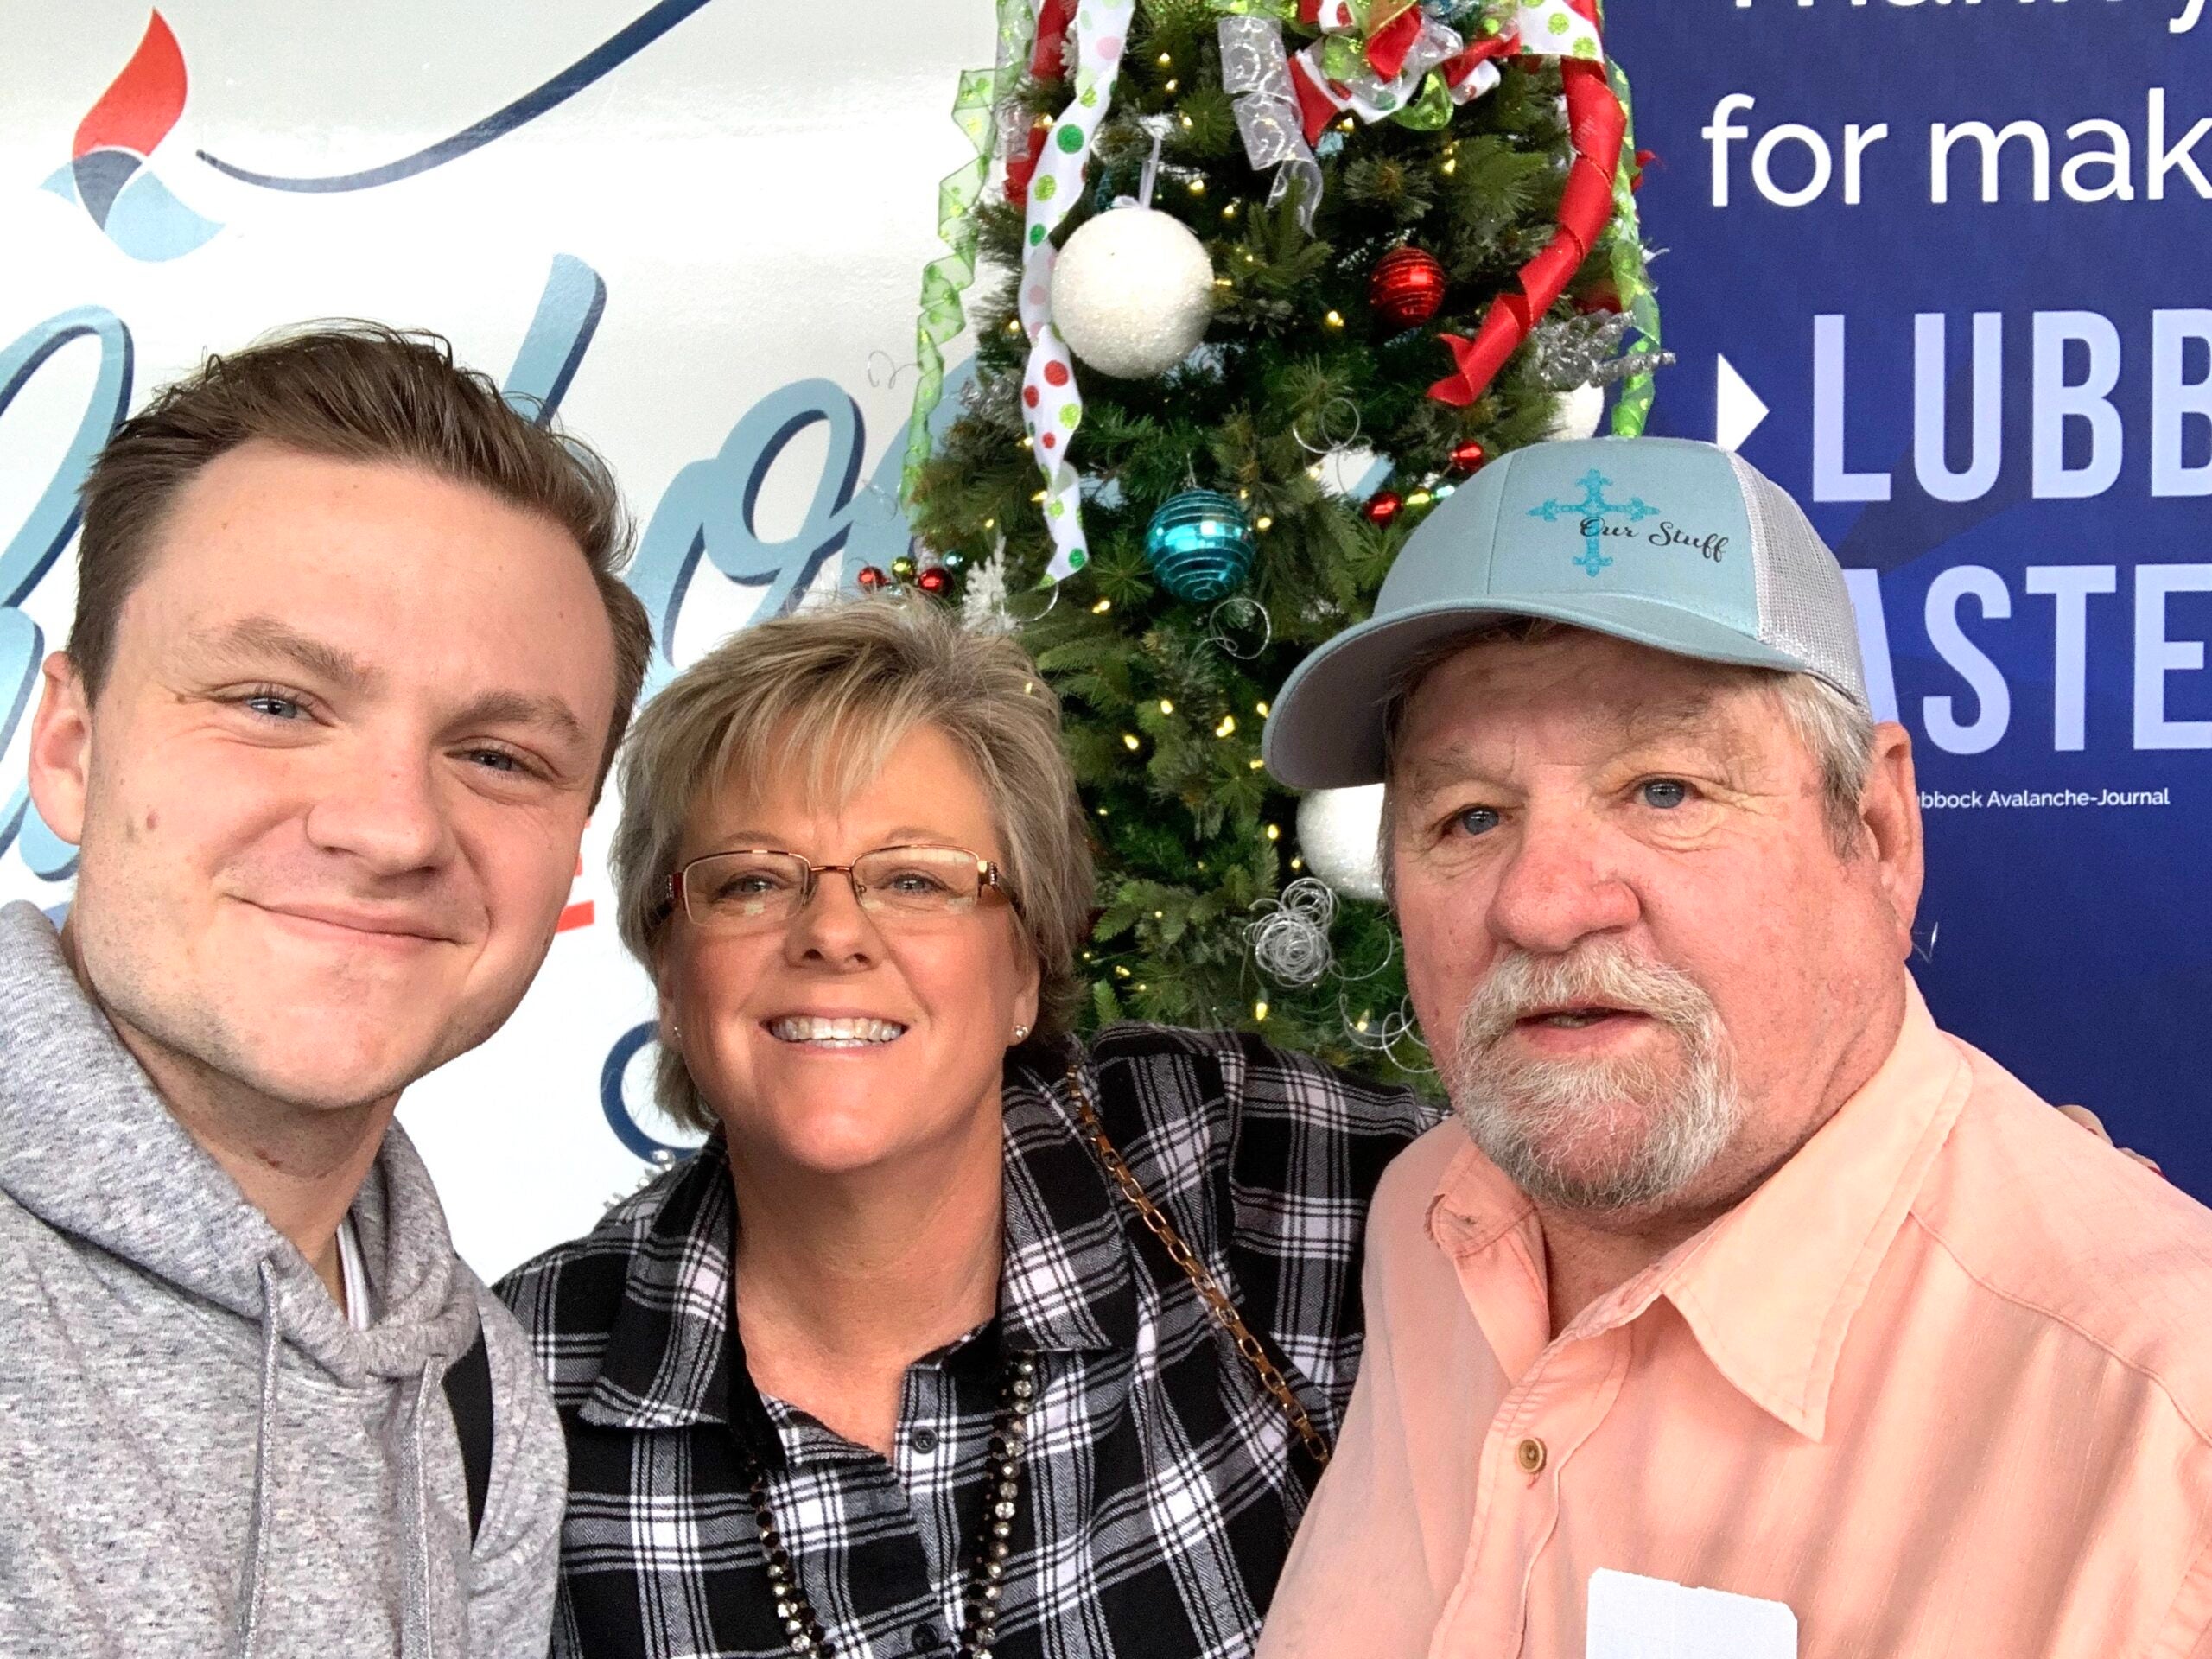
[911,1620,945,1651]
[911,1427,938,1455]
[1515,1436,1548,1474]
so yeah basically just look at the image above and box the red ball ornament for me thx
[1368,247,1446,329]
[1363,491,1403,525]
[917,566,950,596]
[1449,439,1489,474]
[856,565,889,591]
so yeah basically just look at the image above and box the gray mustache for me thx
[1459,944,1719,1052]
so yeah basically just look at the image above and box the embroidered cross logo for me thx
[1527,469,1660,576]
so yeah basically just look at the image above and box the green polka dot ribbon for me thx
[899,0,1037,505]
[1287,0,1605,141]
[1600,19,1662,438]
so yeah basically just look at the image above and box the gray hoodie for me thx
[0,901,566,1657]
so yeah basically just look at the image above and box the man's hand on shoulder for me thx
[2057,1105,2163,1176]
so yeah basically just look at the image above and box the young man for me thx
[0,325,652,1656]
[1256,437,2212,1657]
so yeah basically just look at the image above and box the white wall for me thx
[0,0,996,1278]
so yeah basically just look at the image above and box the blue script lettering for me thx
[627,379,912,695]
[599,1020,696,1160]
[0,308,134,869]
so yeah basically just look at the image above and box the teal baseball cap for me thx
[1263,436,1870,789]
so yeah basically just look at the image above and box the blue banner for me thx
[1606,0,2212,1189]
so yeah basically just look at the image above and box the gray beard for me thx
[1446,945,1744,1213]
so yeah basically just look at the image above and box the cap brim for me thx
[1262,594,1818,790]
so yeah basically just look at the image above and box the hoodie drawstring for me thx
[232,1261,283,1659]
[396,1363,442,1659]
[229,1261,456,1659]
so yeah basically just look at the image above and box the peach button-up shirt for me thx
[1258,982,2212,1658]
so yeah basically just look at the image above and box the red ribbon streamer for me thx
[1440,31,1518,93]
[1290,54,1342,144]
[1003,115,1050,204]
[1428,55,1624,409]
[1363,4,1423,80]
[1029,0,1075,80]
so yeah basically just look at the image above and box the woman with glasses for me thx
[497,601,1430,1659]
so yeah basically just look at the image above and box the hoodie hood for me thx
[0,899,514,1659]
[0,900,479,1383]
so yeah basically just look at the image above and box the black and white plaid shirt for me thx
[497,1026,1434,1659]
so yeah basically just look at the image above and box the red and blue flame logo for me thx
[41,12,222,262]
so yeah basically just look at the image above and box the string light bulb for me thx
[1091,598,1112,613]
[1215,715,1237,737]
[1122,733,1141,751]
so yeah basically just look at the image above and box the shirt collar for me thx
[579,1135,782,1457]
[1660,979,1968,1439]
[1428,976,1970,1443]
[577,1052,1140,1447]
[995,1053,1140,1359]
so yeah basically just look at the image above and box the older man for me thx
[1255,437,2212,1658]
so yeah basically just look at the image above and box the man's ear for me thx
[1857,721,1923,956]
[26,652,92,849]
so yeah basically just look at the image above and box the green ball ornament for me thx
[1144,490,1256,603]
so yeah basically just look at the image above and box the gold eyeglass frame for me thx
[657,844,1014,931]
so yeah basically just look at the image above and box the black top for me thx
[497,1025,1434,1659]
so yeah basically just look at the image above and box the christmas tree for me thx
[900,0,1661,1090]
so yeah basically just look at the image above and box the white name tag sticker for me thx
[1586,1567,1797,1659]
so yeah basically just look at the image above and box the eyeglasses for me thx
[659,845,1014,935]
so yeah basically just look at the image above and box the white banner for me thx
[0,0,995,1278]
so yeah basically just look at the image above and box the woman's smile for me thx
[763,1014,908,1048]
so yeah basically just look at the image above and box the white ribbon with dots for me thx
[1015,0,1135,583]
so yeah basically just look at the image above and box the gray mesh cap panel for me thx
[1726,450,1871,710]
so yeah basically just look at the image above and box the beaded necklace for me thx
[744,1351,1038,1658]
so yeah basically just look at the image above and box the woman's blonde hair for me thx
[610,599,1095,1131]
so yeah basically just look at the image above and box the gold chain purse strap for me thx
[1062,1064,1332,1467]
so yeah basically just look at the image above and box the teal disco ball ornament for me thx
[1143,490,1256,604]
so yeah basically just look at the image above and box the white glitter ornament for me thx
[1050,205,1215,380]
[1545,381,1607,442]
[1296,785,1388,903]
